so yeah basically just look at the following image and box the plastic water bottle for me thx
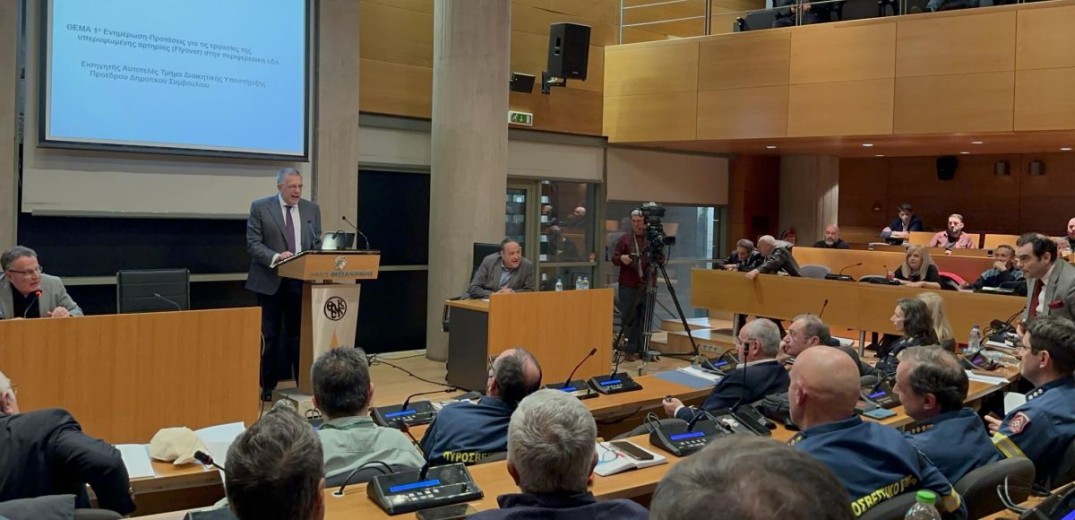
[581,276,590,290]
[905,490,941,520]
[555,278,563,292]
[968,324,982,355]
[575,276,583,290]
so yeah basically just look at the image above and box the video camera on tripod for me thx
[638,203,676,261]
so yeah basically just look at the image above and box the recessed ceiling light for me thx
[971,141,983,145]
[1062,147,1072,152]
[960,151,970,155]
[875,154,885,157]
[766,145,777,149]
[862,143,874,148]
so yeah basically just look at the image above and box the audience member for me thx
[881,203,924,244]
[779,314,875,377]
[1016,233,1075,322]
[813,225,850,249]
[470,390,648,520]
[663,319,789,420]
[421,348,542,465]
[650,436,854,520]
[611,210,651,360]
[467,238,535,299]
[895,245,942,289]
[876,298,939,378]
[928,214,977,250]
[986,316,1075,484]
[772,0,834,28]
[745,235,802,280]
[723,238,764,271]
[564,207,588,228]
[1064,217,1075,254]
[966,244,1024,292]
[780,227,798,247]
[0,370,134,515]
[916,292,956,351]
[788,348,964,518]
[894,347,1001,483]
[311,347,424,480]
[225,405,325,520]
[0,246,82,319]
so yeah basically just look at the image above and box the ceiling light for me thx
[862,143,874,148]
[766,145,777,149]
[960,151,970,155]
[1062,147,1072,152]
[875,154,885,157]
[971,141,983,145]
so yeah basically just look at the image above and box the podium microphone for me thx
[818,298,829,319]
[307,220,321,249]
[544,347,598,399]
[826,263,861,281]
[341,216,371,250]
[24,290,42,318]
[153,293,183,311]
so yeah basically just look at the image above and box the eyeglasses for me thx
[5,267,42,278]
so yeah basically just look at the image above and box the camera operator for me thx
[612,210,650,361]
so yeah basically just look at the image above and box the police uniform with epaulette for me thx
[790,415,965,518]
[904,408,1001,483]
[992,375,1075,483]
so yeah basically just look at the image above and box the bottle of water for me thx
[555,278,563,292]
[905,490,941,520]
[581,276,589,290]
[968,324,982,355]
[575,276,583,290]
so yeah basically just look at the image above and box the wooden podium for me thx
[445,289,613,392]
[277,250,380,394]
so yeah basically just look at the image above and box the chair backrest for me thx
[955,457,1036,519]
[857,492,919,520]
[116,268,190,313]
[1048,437,1075,489]
[75,509,124,520]
[800,264,832,279]
[473,243,500,274]
[938,271,967,291]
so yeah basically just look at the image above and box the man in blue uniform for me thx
[788,347,964,518]
[894,346,1001,483]
[420,348,542,465]
[663,319,789,420]
[986,316,1075,485]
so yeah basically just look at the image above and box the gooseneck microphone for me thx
[332,460,394,497]
[307,220,321,249]
[562,347,597,388]
[818,298,829,319]
[685,408,707,432]
[341,215,371,250]
[153,293,183,311]
[24,290,42,318]
[400,388,456,412]
[194,450,226,473]
[838,263,862,276]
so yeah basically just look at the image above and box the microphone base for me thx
[367,463,483,515]
[587,373,643,394]
[824,274,854,281]
[543,380,598,400]
[370,401,437,429]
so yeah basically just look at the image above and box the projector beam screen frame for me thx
[38,0,312,161]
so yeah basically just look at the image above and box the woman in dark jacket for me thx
[875,298,939,377]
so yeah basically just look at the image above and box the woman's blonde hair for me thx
[916,291,955,350]
[900,245,936,280]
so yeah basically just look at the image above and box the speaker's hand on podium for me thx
[49,307,71,318]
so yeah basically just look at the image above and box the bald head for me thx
[788,347,861,429]
[0,369,16,415]
[489,348,543,406]
[824,225,840,244]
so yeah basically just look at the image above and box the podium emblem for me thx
[334,256,348,270]
[324,296,347,321]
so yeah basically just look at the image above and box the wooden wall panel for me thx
[605,40,700,97]
[1014,68,1075,132]
[697,86,788,140]
[359,59,433,118]
[893,72,1014,134]
[360,1,434,68]
[895,11,1016,77]
[838,158,890,229]
[698,31,791,90]
[1016,4,1075,70]
[788,79,893,137]
[728,155,781,248]
[604,93,698,141]
[790,22,896,84]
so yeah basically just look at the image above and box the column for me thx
[0,1,18,247]
[779,155,840,244]
[426,0,511,361]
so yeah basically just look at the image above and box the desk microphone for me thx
[24,290,42,318]
[341,216,371,250]
[332,460,394,497]
[685,408,707,432]
[545,347,598,397]
[401,388,456,413]
[818,298,829,319]
[307,220,321,249]
[194,450,226,473]
[153,293,183,311]
[838,263,862,276]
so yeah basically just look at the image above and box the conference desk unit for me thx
[693,269,1024,345]
[792,247,998,284]
[445,290,613,392]
[0,307,261,444]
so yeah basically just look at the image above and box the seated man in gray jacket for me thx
[467,238,535,299]
[745,235,801,280]
[0,246,82,319]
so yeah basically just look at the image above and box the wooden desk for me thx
[693,269,1024,344]
[792,247,996,285]
[445,290,613,392]
[0,308,261,444]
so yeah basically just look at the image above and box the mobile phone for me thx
[415,504,478,520]
[864,408,897,420]
[609,440,655,461]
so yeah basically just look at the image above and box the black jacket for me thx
[677,360,791,419]
[0,409,135,515]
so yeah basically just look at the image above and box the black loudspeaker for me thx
[936,156,958,181]
[1029,160,1046,176]
[547,23,591,81]
[994,160,1011,176]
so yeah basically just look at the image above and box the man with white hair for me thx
[745,235,801,280]
[0,369,135,515]
[469,389,648,519]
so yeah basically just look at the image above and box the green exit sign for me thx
[509,110,533,126]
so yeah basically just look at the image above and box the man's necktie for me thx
[1029,278,1044,318]
[285,205,297,254]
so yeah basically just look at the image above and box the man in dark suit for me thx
[1016,233,1075,322]
[0,369,135,515]
[467,238,535,299]
[812,225,850,249]
[745,235,801,280]
[663,319,789,420]
[0,246,82,319]
[881,203,924,245]
[247,168,322,401]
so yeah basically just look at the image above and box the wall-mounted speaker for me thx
[1029,160,1046,176]
[994,160,1010,176]
[936,156,958,181]
[547,23,591,81]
